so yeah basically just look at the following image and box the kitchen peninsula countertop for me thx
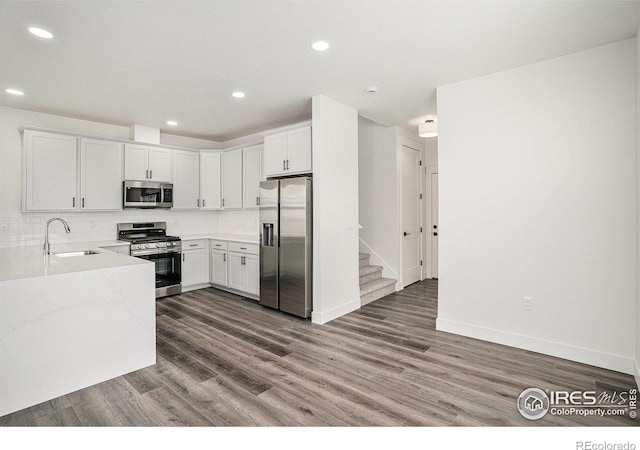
[0,240,147,282]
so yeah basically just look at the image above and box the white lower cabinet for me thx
[208,239,259,298]
[227,242,260,297]
[181,240,208,289]
[210,249,228,287]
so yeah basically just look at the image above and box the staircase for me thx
[359,253,397,306]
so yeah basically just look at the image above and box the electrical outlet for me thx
[523,296,533,311]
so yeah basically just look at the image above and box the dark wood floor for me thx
[1,279,637,426]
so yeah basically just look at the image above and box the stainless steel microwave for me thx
[123,180,173,209]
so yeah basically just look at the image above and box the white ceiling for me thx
[1,0,639,142]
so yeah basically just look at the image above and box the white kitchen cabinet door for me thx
[200,152,222,209]
[244,253,260,296]
[243,144,262,209]
[210,249,228,286]
[263,132,287,178]
[80,138,123,210]
[172,150,200,209]
[227,252,245,291]
[222,148,243,209]
[182,247,207,287]
[24,130,78,211]
[149,147,172,182]
[124,143,149,180]
[286,125,312,174]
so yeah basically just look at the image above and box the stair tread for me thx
[359,265,383,276]
[359,277,396,295]
[359,253,370,258]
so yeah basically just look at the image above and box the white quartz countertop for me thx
[180,233,259,244]
[0,241,150,282]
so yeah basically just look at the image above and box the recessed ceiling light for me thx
[28,27,53,39]
[6,88,24,96]
[166,120,178,126]
[232,92,245,98]
[311,41,330,51]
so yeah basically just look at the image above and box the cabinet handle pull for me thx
[182,253,185,262]
[146,169,149,179]
[241,256,245,265]
[240,247,247,250]
[286,160,289,170]
[223,253,226,262]
[203,199,206,207]
[82,198,85,208]
[149,169,153,179]
[72,197,75,207]
[283,160,286,170]
[256,196,260,206]
[197,199,200,207]
[222,199,225,207]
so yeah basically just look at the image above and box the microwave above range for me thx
[123,180,173,209]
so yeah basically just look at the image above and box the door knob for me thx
[433,232,438,236]
[403,232,411,236]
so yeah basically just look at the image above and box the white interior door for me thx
[431,173,439,278]
[401,145,422,287]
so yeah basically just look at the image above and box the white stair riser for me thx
[359,268,383,284]
[360,283,396,306]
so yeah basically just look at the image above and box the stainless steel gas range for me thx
[117,222,182,298]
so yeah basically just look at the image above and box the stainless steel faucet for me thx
[43,218,71,255]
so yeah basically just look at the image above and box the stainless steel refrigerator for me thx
[259,176,312,318]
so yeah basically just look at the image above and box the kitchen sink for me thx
[53,250,99,258]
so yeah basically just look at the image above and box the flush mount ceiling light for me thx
[311,41,330,51]
[166,120,178,126]
[232,91,245,98]
[419,119,438,138]
[28,27,53,39]
[6,88,24,96]
[365,86,378,94]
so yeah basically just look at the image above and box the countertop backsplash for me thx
[0,209,261,248]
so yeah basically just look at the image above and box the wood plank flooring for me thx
[1,279,637,426]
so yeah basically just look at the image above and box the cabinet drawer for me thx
[210,239,228,251]
[183,239,206,250]
[228,242,259,255]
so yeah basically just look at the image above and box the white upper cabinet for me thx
[149,147,172,182]
[124,144,171,182]
[286,126,312,174]
[23,130,78,211]
[23,131,123,212]
[172,150,200,209]
[263,132,287,177]
[200,152,222,210]
[222,148,243,209]
[243,144,262,209]
[263,124,311,178]
[79,138,123,210]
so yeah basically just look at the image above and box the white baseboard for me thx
[312,297,361,325]
[436,318,635,375]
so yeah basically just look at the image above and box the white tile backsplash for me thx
[0,209,227,248]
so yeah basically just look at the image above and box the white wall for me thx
[358,117,400,279]
[312,95,360,324]
[0,106,225,248]
[437,39,636,374]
